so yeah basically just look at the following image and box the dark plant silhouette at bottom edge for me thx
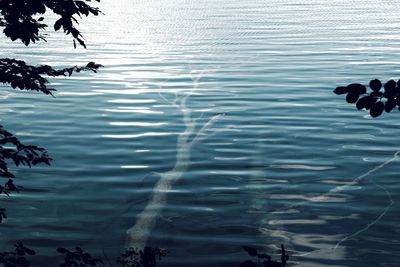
[239,245,289,267]
[0,243,168,267]
[0,243,289,267]
[0,242,35,267]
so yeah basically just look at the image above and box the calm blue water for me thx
[1,0,400,266]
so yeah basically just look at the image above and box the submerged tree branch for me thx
[125,72,235,249]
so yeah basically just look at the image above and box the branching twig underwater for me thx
[95,56,257,246]
[125,64,240,249]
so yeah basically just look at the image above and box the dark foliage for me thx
[0,0,101,47]
[117,247,168,267]
[1,244,169,267]
[238,245,289,267]
[334,78,400,117]
[0,125,52,221]
[0,0,103,222]
[0,178,22,198]
[56,247,104,267]
[0,125,51,178]
[0,244,292,267]
[0,242,35,267]
[0,58,102,95]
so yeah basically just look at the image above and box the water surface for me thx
[1,1,400,266]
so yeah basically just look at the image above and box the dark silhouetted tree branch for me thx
[0,0,102,222]
[0,58,102,95]
[0,0,102,47]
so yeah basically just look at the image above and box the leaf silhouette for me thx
[384,80,396,91]
[383,80,397,98]
[356,95,375,110]
[370,101,384,118]
[346,92,359,103]
[355,97,365,110]
[347,83,367,94]
[54,18,63,31]
[385,99,397,113]
[333,86,349,95]
[369,79,382,92]
[370,91,383,97]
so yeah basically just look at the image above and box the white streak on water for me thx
[121,165,149,169]
[267,164,335,171]
[107,99,157,103]
[125,94,194,248]
[310,151,400,202]
[125,89,226,249]
[103,132,173,139]
[332,181,394,250]
[290,151,400,257]
[109,122,167,127]
[103,108,163,114]
[58,92,104,96]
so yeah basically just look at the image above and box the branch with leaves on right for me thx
[334,78,400,118]
[0,58,102,95]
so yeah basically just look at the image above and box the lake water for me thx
[1,0,400,266]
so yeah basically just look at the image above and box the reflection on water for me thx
[1,0,400,266]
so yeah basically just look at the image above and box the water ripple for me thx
[1,0,400,266]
